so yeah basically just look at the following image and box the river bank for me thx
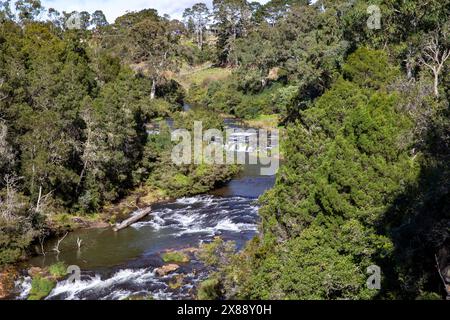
[0,158,240,300]
[4,116,277,300]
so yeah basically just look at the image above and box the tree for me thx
[0,121,14,177]
[130,17,180,99]
[79,11,91,30]
[91,10,108,29]
[225,49,420,299]
[419,27,450,98]
[213,0,250,65]
[183,3,210,50]
[15,0,43,23]
[0,174,40,265]
[0,0,14,21]
[46,8,64,29]
[261,0,306,26]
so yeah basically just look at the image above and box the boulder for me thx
[154,264,179,277]
[27,267,43,277]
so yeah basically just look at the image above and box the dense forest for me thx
[1,0,449,300]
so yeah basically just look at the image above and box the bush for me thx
[343,47,400,90]
[48,262,67,278]
[416,292,443,300]
[197,278,221,300]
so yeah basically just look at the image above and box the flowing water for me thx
[13,119,277,300]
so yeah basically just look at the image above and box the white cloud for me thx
[42,0,270,23]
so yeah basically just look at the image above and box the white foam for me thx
[45,268,158,300]
[214,218,257,232]
[176,197,201,205]
[15,276,32,300]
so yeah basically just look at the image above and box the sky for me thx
[42,0,271,23]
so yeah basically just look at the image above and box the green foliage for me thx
[223,47,436,300]
[197,237,237,300]
[416,292,443,300]
[0,187,41,265]
[343,47,400,90]
[198,237,236,268]
[161,251,190,264]
[197,277,221,300]
[1,0,449,301]
[0,8,234,265]
[28,276,56,300]
[233,219,392,299]
[48,262,67,278]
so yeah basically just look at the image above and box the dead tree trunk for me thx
[420,32,450,98]
[113,207,152,232]
[53,232,68,254]
[150,79,156,100]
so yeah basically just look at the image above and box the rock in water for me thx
[154,264,180,277]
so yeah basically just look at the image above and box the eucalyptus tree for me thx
[213,0,252,65]
[183,3,211,50]
[130,17,181,99]
[91,10,109,28]
[0,0,14,21]
[419,25,450,98]
[14,0,43,23]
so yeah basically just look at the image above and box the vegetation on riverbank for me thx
[191,0,449,301]
[1,0,449,301]
[27,262,68,300]
[0,4,239,268]
[243,114,280,130]
[174,64,231,92]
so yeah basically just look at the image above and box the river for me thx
[12,118,277,300]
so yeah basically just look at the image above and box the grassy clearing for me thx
[244,114,280,129]
[174,64,231,91]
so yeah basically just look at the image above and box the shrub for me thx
[48,262,67,278]
[197,278,221,300]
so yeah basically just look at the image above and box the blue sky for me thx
[42,0,270,23]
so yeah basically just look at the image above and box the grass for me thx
[28,276,56,300]
[50,213,77,230]
[174,65,231,90]
[161,251,190,264]
[244,114,280,129]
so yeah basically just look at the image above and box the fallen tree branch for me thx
[53,232,69,254]
[113,207,152,232]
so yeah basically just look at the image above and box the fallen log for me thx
[113,207,152,232]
